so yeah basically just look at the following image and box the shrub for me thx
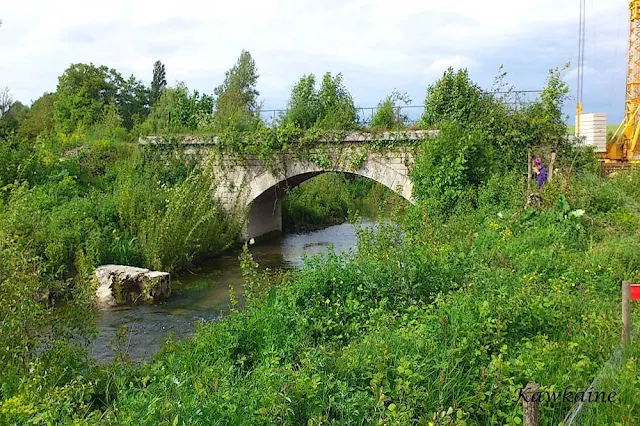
[137,160,241,271]
[369,90,411,131]
[419,67,492,128]
[411,123,495,217]
[281,75,319,130]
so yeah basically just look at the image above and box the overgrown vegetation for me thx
[282,173,404,231]
[1,52,638,425]
[4,163,639,425]
[0,113,240,402]
[369,90,412,130]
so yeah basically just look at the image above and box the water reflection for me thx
[88,220,376,363]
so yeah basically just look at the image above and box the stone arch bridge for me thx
[141,130,436,240]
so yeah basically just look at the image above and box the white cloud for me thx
[427,56,475,73]
[0,0,630,118]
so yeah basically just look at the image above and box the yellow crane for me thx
[576,0,586,138]
[607,0,640,163]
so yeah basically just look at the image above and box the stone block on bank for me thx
[94,265,171,308]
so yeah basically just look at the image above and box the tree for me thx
[420,67,489,128]
[214,50,260,112]
[526,64,571,149]
[281,74,318,129]
[150,60,167,106]
[18,92,56,140]
[53,63,123,134]
[316,72,357,129]
[92,103,129,141]
[173,87,214,131]
[280,72,357,130]
[141,83,215,134]
[213,50,261,131]
[0,86,12,117]
[142,87,181,134]
[117,74,150,130]
[0,101,28,139]
[53,63,152,134]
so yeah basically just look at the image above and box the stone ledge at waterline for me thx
[94,265,171,308]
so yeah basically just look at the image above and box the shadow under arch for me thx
[245,166,414,240]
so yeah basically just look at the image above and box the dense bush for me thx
[420,67,489,127]
[281,72,358,131]
[136,160,241,271]
[419,66,572,171]
[0,134,241,402]
[411,123,496,217]
[369,90,411,131]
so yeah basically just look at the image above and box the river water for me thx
[87,220,374,363]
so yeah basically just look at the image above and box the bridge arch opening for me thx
[245,170,414,240]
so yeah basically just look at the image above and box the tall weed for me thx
[138,163,241,271]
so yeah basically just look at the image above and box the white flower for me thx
[497,212,503,218]
[569,209,585,218]
[249,238,255,245]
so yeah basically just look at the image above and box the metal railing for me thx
[258,90,543,127]
[563,324,640,425]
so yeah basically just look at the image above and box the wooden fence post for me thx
[622,281,631,347]
[523,381,540,426]
[527,152,532,192]
[548,152,556,182]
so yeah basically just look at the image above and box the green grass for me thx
[574,332,640,425]
[4,166,640,425]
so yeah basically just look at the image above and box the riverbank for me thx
[6,167,639,424]
[87,220,380,363]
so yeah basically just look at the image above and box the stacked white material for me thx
[575,113,607,153]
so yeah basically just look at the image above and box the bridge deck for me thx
[139,130,439,146]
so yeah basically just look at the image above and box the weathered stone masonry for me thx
[141,130,436,240]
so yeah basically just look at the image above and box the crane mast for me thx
[576,0,586,137]
[609,0,640,162]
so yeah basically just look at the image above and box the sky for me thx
[0,0,630,124]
